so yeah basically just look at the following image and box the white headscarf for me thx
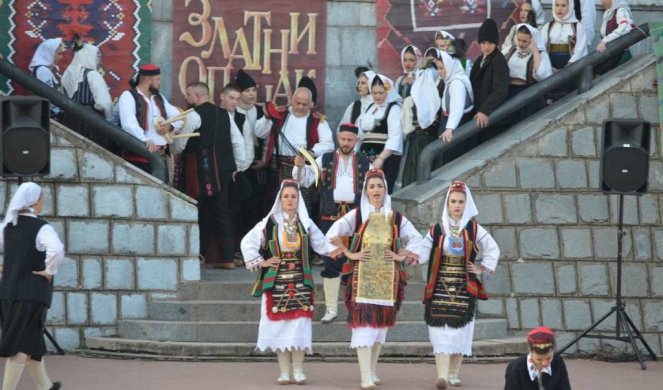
[261,180,312,230]
[369,73,402,105]
[28,38,63,72]
[2,182,42,226]
[359,170,393,222]
[513,23,545,52]
[603,0,631,25]
[439,51,474,110]
[552,0,579,23]
[400,45,423,73]
[61,43,101,98]
[410,65,440,129]
[434,30,456,43]
[359,70,376,105]
[441,181,479,236]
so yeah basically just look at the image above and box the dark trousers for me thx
[382,155,401,194]
[318,218,345,279]
[198,176,235,263]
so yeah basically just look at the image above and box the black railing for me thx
[0,59,167,182]
[415,23,651,184]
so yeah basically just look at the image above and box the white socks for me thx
[370,343,382,385]
[321,277,341,324]
[357,347,375,390]
[434,353,450,389]
[2,360,25,390]
[276,351,291,385]
[27,359,53,390]
[291,350,306,384]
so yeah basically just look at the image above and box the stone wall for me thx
[0,123,200,350]
[394,55,663,355]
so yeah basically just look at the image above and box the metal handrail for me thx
[415,23,651,184]
[0,59,167,182]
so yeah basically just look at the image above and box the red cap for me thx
[139,64,160,76]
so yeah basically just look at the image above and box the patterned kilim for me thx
[0,0,151,97]
[376,0,521,78]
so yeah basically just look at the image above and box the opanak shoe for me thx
[370,374,381,385]
[448,375,462,386]
[292,370,306,385]
[277,373,291,385]
[320,311,337,324]
[435,377,448,389]
[360,379,376,390]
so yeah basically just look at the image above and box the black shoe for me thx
[50,382,61,390]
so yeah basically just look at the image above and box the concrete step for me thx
[148,299,432,322]
[85,336,527,360]
[117,318,507,343]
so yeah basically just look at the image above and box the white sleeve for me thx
[531,0,546,27]
[86,71,113,120]
[118,91,148,142]
[35,67,55,88]
[308,222,329,256]
[401,96,416,136]
[475,224,500,273]
[384,104,404,155]
[417,230,434,265]
[539,23,550,53]
[398,215,423,260]
[534,51,553,81]
[580,0,596,47]
[163,96,184,131]
[337,102,354,130]
[241,219,267,271]
[171,111,201,155]
[326,209,358,257]
[357,104,379,132]
[464,58,473,77]
[35,224,65,276]
[228,113,246,171]
[445,81,468,131]
[501,27,516,56]
[311,121,334,157]
[570,23,588,63]
[240,120,255,171]
[292,155,322,188]
[254,116,273,139]
[602,8,633,43]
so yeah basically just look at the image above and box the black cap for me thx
[297,76,317,104]
[478,19,499,44]
[338,123,358,134]
[235,69,256,92]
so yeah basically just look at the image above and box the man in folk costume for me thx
[117,64,183,182]
[181,82,246,269]
[417,181,500,389]
[0,183,64,390]
[292,123,372,324]
[326,169,422,390]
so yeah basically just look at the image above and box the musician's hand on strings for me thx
[294,155,306,168]
[260,256,281,268]
[145,139,158,153]
[467,263,482,277]
[32,270,53,282]
[385,250,405,262]
[346,249,371,261]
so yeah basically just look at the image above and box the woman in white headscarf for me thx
[539,0,588,71]
[337,68,375,129]
[326,168,422,390]
[356,74,403,193]
[501,1,538,55]
[241,179,329,385]
[0,182,64,390]
[28,38,64,118]
[434,30,472,76]
[417,181,499,389]
[395,45,423,99]
[433,48,474,145]
[595,0,634,75]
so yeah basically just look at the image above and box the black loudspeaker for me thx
[0,96,50,176]
[600,119,650,194]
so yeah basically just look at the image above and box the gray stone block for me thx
[54,257,78,288]
[92,185,134,218]
[189,224,200,256]
[104,259,135,290]
[535,194,577,224]
[137,258,178,290]
[39,184,55,217]
[49,149,78,180]
[54,328,80,350]
[136,187,167,220]
[325,29,341,67]
[633,228,651,261]
[504,194,532,224]
[577,195,609,223]
[579,264,609,296]
[157,224,187,255]
[81,151,114,181]
[639,195,660,225]
[571,127,597,157]
[610,93,637,119]
[56,185,89,216]
[47,292,65,324]
[563,108,585,125]
[652,266,663,296]
[473,194,503,224]
[609,194,638,225]
[492,228,518,261]
[652,162,663,191]
[643,302,663,331]
[594,227,631,260]
[630,65,656,92]
[640,94,658,124]
[115,166,143,184]
[561,228,592,259]
[152,0,172,21]
[505,298,520,329]
[538,128,567,157]
[608,264,648,297]
[47,219,65,241]
[482,160,516,188]
[82,258,102,289]
[67,220,109,254]
[554,332,578,353]
[111,223,154,255]
[121,294,147,319]
[328,1,359,26]
[656,229,663,260]
[91,293,117,325]
[359,2,376,27]
[67,292,88,325]
[556,160,588,189]
[587,160,600,190]
[341,27,376,67]
[556,264,577,294]
[586,94,609,125]
[519,229,559,259]
[485,264,510,295]
[169,195,197,221]
[0,181,7,211]
[518,159,555,189]
[541,299,563,329]
[520,298,540,328]
[477,298,504,316]
[512,263,555,294]
[182,258,201,281]
[563,300,591,330]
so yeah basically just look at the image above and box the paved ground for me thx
[3,355,662,389]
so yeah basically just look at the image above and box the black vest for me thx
[318,152,371,217]
[184,102,237,172]
[233,111,246,134]
[0,216,52,306]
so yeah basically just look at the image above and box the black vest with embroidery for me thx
[360,102,398,157]
[318,151,371,217]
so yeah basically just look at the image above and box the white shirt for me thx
[229,111,255,171]
[540,22,588,64]
[35,66,62,117]
[293,151,371,202]
[527,353,553,382]
[118,89,183,146]
[254,108,334,157]
[578,0,596,48]
[337,96,373,129]
[443,81,472,131]
[0,213,65,276]
[237,105,264,160]
[356,103,404,155]
[85,71,113,120]
[600,8,633,43]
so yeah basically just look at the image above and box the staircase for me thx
[85,267,526,360]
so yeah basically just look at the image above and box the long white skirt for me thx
[428,318,475,356]
[350,326,388,349]
[256,294,313,354]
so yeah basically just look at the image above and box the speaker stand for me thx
[558,195,658,369]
